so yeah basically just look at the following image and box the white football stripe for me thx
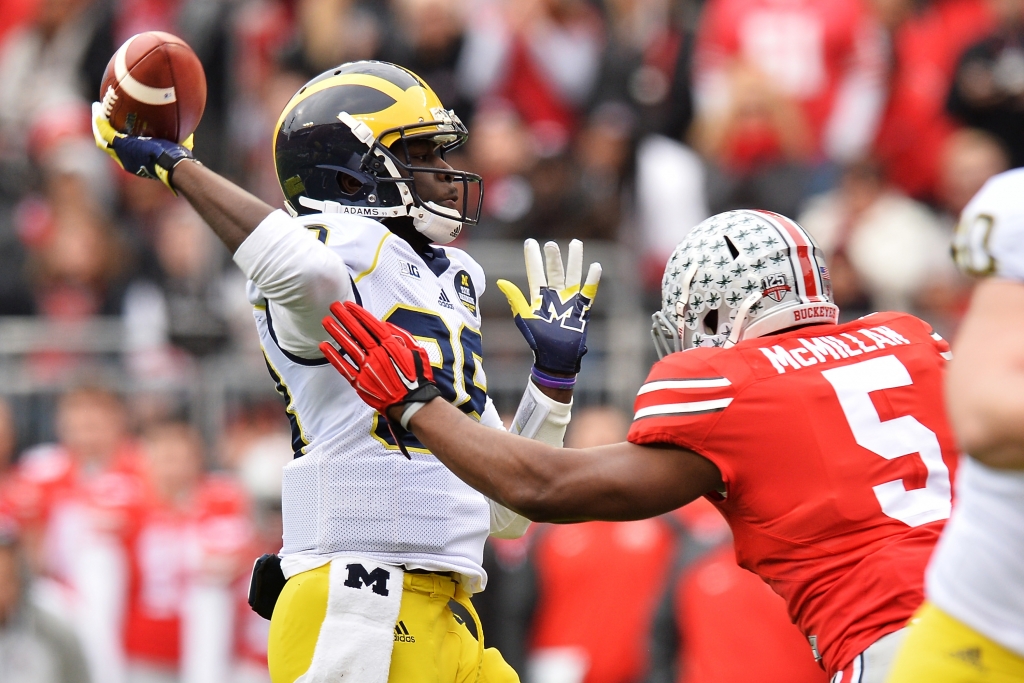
[634,398,732,419]
[115,34,177,106]
[638,378,731,394]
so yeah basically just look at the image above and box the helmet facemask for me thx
[293,114,483,244]
[652,210,839,359]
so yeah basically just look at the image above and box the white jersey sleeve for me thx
[233,210,353,358]
[954,168,1024,281]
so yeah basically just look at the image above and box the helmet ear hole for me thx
[724,235,740,259]
[703,307,718,334]
[337,171,364,196]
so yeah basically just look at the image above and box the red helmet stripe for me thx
[753,210,822,300]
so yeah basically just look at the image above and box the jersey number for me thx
[821,355,952,527]
[952,213,996,275]
[372,306,486,452]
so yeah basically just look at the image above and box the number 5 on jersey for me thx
[822,355,952,527]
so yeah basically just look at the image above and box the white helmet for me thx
[651,210,838,357]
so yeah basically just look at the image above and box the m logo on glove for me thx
[496,239,601,376]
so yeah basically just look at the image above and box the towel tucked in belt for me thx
[295,556,405,683]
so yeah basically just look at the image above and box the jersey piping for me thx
[353,233,390,283]
[265,304,330,367]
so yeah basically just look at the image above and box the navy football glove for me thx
[497,239,601,377]
[92,102,196,193]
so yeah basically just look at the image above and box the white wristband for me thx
[399,401,428,430]
[509,377,571,443]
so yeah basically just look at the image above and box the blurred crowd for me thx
[1,0,1023,681]
[2,0,1023,335]
[0,388,289,683]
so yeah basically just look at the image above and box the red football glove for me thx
[320,301,441,457]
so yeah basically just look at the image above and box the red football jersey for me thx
[628,312,958,677]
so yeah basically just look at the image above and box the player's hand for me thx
[320,301,442,457]
[497,239,601,377]
[91,101,195,193]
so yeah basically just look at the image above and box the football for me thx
[99,31,206,144]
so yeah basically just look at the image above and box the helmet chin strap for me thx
[410,202,462,244]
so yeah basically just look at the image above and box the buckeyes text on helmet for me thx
[652,210,838,357]
[273,61,483,244]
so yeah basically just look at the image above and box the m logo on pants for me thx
[343,563,391,596]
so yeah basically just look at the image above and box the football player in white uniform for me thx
[887,168,1024,682]
[92,61,601,683]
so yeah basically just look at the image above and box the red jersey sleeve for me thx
[627,349,743,487]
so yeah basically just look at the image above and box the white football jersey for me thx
[930,168,1024,655]
[241,210,506,592]
[953,168,1024,280]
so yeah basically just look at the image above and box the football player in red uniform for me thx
[320,209,960,683]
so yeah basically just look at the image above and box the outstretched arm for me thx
[92,104,273,253]
[171,160,274,254]
[93,109,352,357]
[395,397,722,522]
[320,299,723,521]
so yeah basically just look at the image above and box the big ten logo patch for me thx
[343,563,391,596]
[400,261,421,279]
[453,270,477,315]
[760,274,791,302]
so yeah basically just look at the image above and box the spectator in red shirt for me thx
[691,0,887,216]
[123,422,253,683]
[872,0,994,199]
[461,0,606,154]
[3,387,147,683]
[664,543,827,683]
[693,0,887,165]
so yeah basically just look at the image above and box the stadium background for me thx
[0,0,1014,681]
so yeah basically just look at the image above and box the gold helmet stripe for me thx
[273,73,445,150]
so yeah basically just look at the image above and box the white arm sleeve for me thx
[481,383,573,539]
[233,210,353,358]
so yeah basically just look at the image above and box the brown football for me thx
[99,31,206,143]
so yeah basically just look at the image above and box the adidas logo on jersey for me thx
[438,290,455,309]
[394,621,415,643]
